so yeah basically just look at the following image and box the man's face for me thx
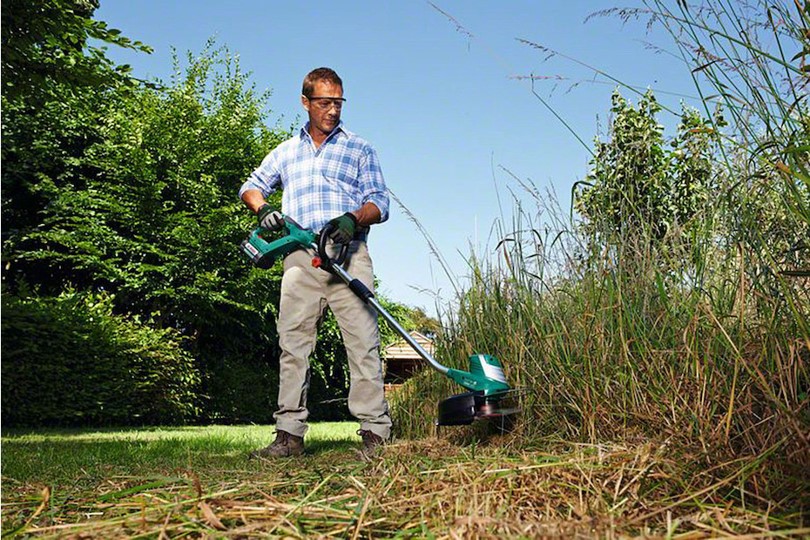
[302,80,343,137]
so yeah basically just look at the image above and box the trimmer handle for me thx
[241,215,317,269]
[314,227,350,270]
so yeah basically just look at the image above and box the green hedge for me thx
[1,291,200,427]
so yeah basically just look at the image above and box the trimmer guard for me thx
[436,390,521,426]
[436,391,481,426]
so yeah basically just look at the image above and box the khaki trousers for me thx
[274,241,391,440]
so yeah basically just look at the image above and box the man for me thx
[239,67,391,458]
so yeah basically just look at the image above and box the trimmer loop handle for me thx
[314,224,350,270]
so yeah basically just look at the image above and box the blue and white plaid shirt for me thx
[239,122,389,235]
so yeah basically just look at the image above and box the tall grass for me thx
[638,0,810,334]
[392,182,808,513]
[391,0,809,518]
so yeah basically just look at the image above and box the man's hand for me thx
[257,204,284,231]
[325,212,357,244]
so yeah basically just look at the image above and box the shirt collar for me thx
[301,121,345,143]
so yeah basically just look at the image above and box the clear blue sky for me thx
[95,1,700,317]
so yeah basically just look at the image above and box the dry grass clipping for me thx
[3,438,807,539]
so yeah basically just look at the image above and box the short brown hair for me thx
[302,67,343,98]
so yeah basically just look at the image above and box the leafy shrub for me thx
[1,290,200,426]
[2,40,291,423]
[575,90,719,245]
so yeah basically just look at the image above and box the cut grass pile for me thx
[2,424,807,538]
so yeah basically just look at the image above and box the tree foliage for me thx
[3,39,296,424]
[0,0,294,424]
[1,0,151,102]
[575,90,720,246]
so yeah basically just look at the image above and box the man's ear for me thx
[301,95,309,111]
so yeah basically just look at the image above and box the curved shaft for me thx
[366,295,449,375]
[318,247,450,375]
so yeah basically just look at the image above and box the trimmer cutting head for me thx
[436,390,521,426]
[436,354,520,426]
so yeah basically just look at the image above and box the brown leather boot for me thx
[357,429,385,458]
[249,430,304,459]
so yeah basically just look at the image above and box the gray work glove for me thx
[257,204,284,231]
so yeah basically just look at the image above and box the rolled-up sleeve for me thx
[358,145,390,223]
[238,150,282,199]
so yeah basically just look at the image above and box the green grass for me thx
[1,423,375,538]
[2,423,359,485]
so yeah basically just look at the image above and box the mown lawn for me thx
[2,424,807,538]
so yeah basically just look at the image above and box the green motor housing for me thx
[240,220,316,269]
[445,354,511,396]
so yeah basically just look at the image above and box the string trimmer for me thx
[241,217,520,426]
